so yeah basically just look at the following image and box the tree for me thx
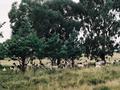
[0,43,7,60]
[0,22,6,28]
[8,0,92,69]
[0,22,6,38]
[0,22,6,60]
[28,0,82,65]
[8,2,46,72]
[60,30,82,67]
[77,0,120,62]
[5,34,45,72]
[113,0,120,11]
[44,33,62,66]
[9,2,33,37]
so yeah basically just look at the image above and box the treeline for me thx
[0,0,120,72]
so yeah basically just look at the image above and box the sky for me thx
[0,0,21,43]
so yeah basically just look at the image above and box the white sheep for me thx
[2,67,7,71]
[95,60,105,68]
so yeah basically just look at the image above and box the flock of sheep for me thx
[1,57,120,73]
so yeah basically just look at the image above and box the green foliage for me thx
[7,0,120,67]
[5,34,38,59]
[8,0,81,59]
[4,32,46,72]
[9,2,33,37]
[0,43,7,60]
[77,0,120,61]
[60,30,82,60]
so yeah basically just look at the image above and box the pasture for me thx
[0,53,120,90]
[0,65,120,90]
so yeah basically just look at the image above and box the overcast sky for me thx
[0,0,21,43]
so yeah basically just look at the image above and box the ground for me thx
[0,65,120,90]
[0,53,120,90]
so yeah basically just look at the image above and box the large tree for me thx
[77,0,120,62]
[31,0,82,64]
[23,0,82,65]
[7,2,46,72]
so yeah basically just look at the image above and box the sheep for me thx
[39,60,46,68]
[65,61,72,68]
[83,60,89,67]
[10,63,20,73]
[75,63,85,68]
[95,60,105,68]
[2,67,7,71]
[10,66,14,70]
[26,63,33,71]
[52,65,58,69]
[111,60,117,65]
[77,63,85,68]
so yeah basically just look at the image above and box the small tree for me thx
[5,34,44,72]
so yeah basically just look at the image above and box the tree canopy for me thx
[1,0,120,71]
[76,0,120,61]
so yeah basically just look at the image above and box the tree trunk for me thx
[20,57,26,72]
[51,58,56,66]
[71,59,75,67]
[57,59,61,66]
[101,54,106,65]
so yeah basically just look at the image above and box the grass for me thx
[0,65,120,90]
[0,53,120,90]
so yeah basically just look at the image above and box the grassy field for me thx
[0,65,120,90]
[0,53,120,90]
